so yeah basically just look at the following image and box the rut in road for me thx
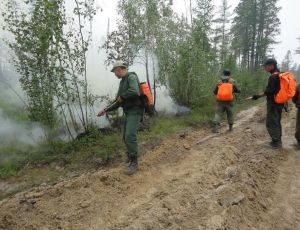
[0,105,300,230]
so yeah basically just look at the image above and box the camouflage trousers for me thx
[213,101,234,125]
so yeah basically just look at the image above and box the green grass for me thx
[0,98,260,180]
[0,68,268,180]
[0,160,19,178]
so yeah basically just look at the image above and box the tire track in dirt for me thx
[0,105,299,230]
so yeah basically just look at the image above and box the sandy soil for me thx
[1,105,300,230]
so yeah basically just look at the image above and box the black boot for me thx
[266,141,282,149]
[229,124,233,132]
[126,156,138,175]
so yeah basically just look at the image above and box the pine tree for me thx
[255,0,281,68]
[213,0,232,66]
[193,0,214,51]
[281,50,293,71]
[231,0,280,72]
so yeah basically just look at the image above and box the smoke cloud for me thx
[0,109,44,147]
[0,0,191,146]
[155,86,191,115]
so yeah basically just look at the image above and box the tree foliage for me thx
[103,0,173,106]
[212,0,232,66]
[3,0,97,138]
[3,0,285,134]
[231,0,281,71]
[281,50,293,71]
[103,0,282,107]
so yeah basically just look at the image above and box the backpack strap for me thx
[122,72,143,109]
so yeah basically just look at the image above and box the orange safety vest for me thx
[217,83,234,102]
[274,72,296,104]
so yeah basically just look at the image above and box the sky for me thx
[1,0,300,101]
[276,0,300,64]
[2,0,299,75]
[95,0,300,64]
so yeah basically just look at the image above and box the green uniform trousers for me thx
[214,101,234,125]
[266,102,283,144]
[123,107,143,158]
[295,109,300,144]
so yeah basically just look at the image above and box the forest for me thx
[0,0,299,183]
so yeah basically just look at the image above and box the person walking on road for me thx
[212,69,241,133]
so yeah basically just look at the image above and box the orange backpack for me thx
[127,72,155,115]
[140,82,155,115]
[217,83,234,102]
[274,72,296,104]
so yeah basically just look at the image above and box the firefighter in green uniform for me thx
[252,58,283,149]
[292,84,300,148]
[212,69,241,133]
[97,61,143,175]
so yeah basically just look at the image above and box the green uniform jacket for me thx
[106,72,143,158]
[107,72,142,112]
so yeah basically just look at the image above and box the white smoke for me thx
[155,85,191,115]
[0,0,191,144]
[0,109,44,147]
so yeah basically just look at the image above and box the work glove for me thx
[252,95,261,100]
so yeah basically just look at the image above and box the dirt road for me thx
[1,105,300,230]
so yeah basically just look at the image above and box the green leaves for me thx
[3,0,97,139]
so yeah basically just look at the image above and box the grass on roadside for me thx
[0,98,260,180]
